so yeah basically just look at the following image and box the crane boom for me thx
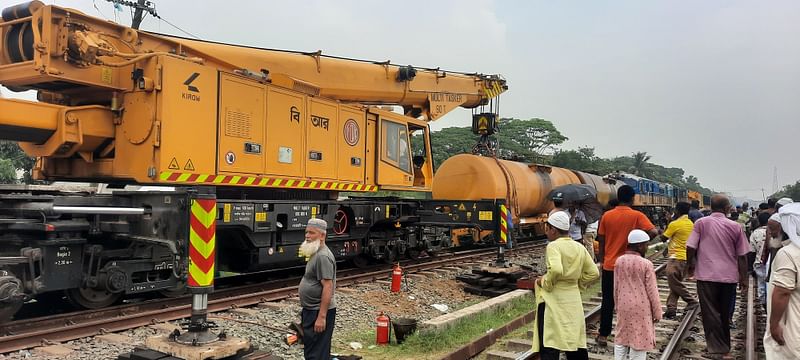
[0,1,507,192]
[167,36,504,120]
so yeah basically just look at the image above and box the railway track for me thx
[466,255,769,360]
[0,242,545,354]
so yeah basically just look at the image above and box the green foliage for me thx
[494,118,568,162]
[334,296,535,359]
[0,158,16,183]
[0,141,34,183]
[422,118,567,170]
[630,151,652,176]
[772,181,800,201]
[549,147,713,194]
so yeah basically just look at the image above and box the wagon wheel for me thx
[382,245,397,264]
[351,254,370,268]
[406,248,422,260]
[0,301,22,324]
[333,209,349,235]
[65,286,122,310]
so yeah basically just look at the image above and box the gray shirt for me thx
[299,245,337,310]
[569,210,586,241]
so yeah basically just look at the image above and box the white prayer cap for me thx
[777,197,794,206]
[628,229,650,244]
[547,211,570,231]
[769,213,781,223]
[306,218,328,231]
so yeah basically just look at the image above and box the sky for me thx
[2,0,799,201]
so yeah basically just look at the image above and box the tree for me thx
[772,181,800,201]
[630,151,652,176]
[0,141,34,183]
[422,118,568,170]
[494,118,568,162]
[414,126,476,170]
[550,147,610,174]
[0,159,16,183]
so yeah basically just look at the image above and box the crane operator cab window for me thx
[379,117,433,189]
[384,121,410,173]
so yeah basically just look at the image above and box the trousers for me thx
[600,269,615,337]
[537,302,588,360]
[666,259,697,311]
[583,232,597,262]
[697,281,737,354]
[301,308,337,360]
[614,344,647,360]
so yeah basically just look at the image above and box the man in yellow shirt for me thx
[661,201,699,319]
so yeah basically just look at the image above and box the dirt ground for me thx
[358,277,482,319]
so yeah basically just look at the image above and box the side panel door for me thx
[337,106,366,183]
[305,99,338,180]
[264,87,305,177]
[218,74,265,174]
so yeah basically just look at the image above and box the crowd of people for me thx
[290,187,799,360]
[533,187,800,360]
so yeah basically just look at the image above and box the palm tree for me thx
[630,151,651,176]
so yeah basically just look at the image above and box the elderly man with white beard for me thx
[298,218,337,360]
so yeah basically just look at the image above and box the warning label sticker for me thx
[168,158,180,170]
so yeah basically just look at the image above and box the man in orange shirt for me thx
[596,185,658,347]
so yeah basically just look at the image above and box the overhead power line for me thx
[103,0,200,39]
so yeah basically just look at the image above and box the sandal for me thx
[595,335,608,347]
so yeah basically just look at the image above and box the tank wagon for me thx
[432,154,697,237]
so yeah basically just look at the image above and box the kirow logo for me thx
[182,72,200,102]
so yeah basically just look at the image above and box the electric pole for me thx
[131,0,147,29]
[104,0,157,29]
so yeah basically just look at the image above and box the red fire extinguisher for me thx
[376,311,392,345]
[391,263,402,293]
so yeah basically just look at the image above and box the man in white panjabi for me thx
[763,202,800,360]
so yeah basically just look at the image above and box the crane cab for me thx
[370,107,434,191]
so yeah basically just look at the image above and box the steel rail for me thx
[658,301,700,360]
[745,278,756,360]
[0,242,545,354]
[503,258,668,360]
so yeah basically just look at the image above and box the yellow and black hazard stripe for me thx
[160,172,379,192]
[483,80,505,99]
[188,198,216,288]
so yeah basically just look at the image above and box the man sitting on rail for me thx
[532,211,599,360]
[298,218,337,360]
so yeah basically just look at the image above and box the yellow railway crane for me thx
[0,1,511,340]
[0,1,506,193]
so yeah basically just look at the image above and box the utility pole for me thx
[773,166,779,194]
[104,0,157,29]
[131,0,148,29]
